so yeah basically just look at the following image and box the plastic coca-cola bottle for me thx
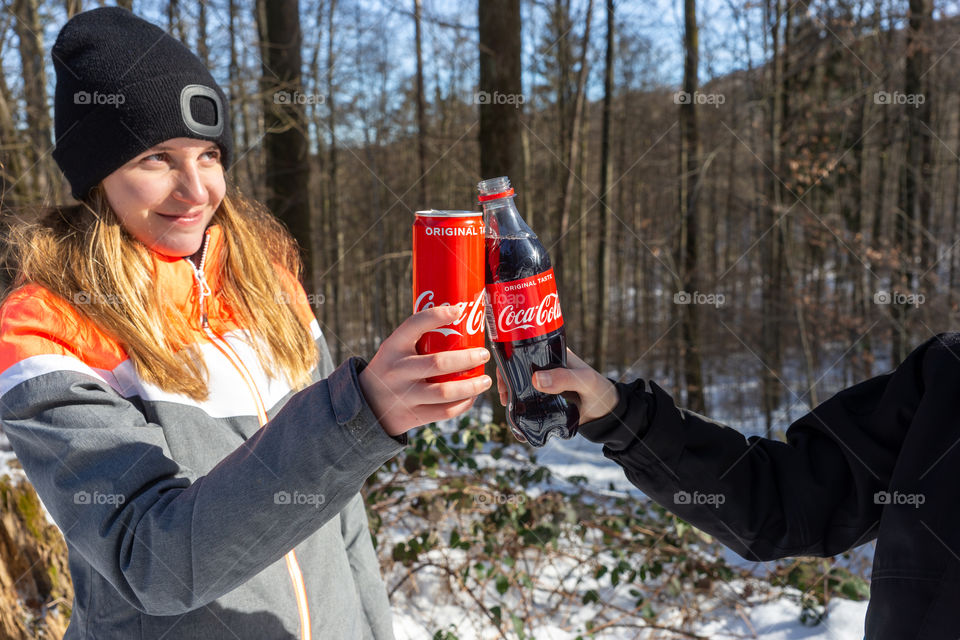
[479,176,579,447]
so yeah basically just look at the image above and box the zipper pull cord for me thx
[188,231,213,328]
[192,266,212,328]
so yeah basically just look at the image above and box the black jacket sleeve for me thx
[579,334,945,562]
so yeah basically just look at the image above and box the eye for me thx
[202,149,221,162]
[141,152,168,163]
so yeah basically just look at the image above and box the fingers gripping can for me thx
[413,210,486,382]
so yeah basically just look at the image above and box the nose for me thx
[172,161,208,204]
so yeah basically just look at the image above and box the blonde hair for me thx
[2,184,318,401]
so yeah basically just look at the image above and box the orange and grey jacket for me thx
[0,225,403,639]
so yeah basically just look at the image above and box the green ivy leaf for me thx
[403,453,421,474]
[511,614,526,639]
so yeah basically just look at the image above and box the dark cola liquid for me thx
[486,235,579,447]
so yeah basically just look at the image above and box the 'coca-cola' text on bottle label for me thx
[485,268,564,342]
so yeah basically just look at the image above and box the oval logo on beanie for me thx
[180,84,224,137]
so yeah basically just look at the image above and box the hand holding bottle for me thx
[495,348,618,426]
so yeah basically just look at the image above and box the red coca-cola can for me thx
[413,210,485,382]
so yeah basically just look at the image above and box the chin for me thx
[153,236,204,258]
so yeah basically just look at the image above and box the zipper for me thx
[189,231,213,329]
[185,231,313,640]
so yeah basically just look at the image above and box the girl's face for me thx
[102,138,226,257]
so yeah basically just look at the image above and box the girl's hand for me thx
[495,348,618,425]
[359,305,492,436]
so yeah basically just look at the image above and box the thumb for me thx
[532,368,576,394]
[401,304,461,342]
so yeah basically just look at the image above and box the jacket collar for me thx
[151,224,225,316]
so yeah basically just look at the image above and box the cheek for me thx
[105,177,169,216]
[209,173,226,204]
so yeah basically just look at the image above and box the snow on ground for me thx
[692,594,867,640]
[390,363,876,639]
[392,570,868,640]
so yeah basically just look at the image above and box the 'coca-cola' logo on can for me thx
[415,289,485,337]
[484,268,564,342]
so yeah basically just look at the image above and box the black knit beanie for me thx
[52,7,233,200]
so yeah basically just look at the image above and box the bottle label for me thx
[484,268,564,343]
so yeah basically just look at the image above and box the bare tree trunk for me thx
[197,0,209,68]
[849,60,871,381]
[892,0,933,364]
[522,122,533,226]
[615,66,631,371]
[326,0,344,360]
[0,15,25,211]
[949,101,960,314]
[256,0,316,300]
[555,0,594,284]
[307,0,328,330]
[227,0,252,193]
[478,0,524,188]
[760,0,786,430]
[478,0,523,428]
[13,0,54,199]
[577,115,589,350]
[65,0,82,18]
[594,0,614,372]
[167,0,186,45]
[678,0,705,413]
[414,0,428,206]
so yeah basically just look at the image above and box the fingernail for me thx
[473,349,490,364]
[478,375,492,390]
[537,371,552,387]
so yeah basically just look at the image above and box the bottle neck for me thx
[482,196,532,239]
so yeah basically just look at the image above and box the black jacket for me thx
[579,333,960,639]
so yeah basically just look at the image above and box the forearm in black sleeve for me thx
[580,338,933,561]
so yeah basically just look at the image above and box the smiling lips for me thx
[157,210,203,220]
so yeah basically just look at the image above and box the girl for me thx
[0,7,490,639]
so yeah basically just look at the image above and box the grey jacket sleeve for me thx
[340,492,395,640]
[1,356,404,617]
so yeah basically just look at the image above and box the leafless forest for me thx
[2,0,959,430]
